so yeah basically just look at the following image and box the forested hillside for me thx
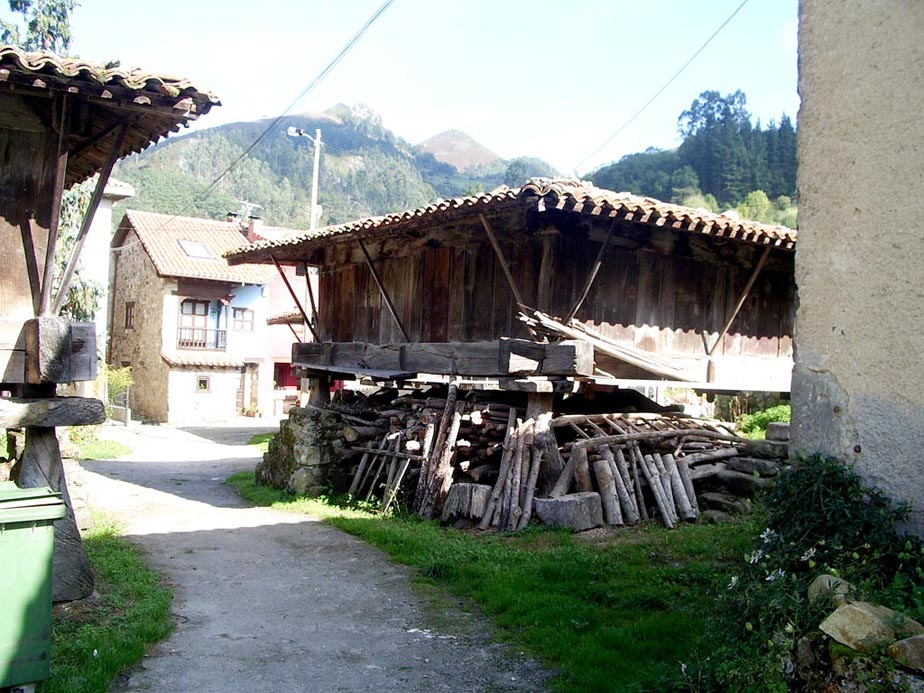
[113,104,557,228]
[589,91,797,227]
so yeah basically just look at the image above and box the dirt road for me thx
[75,421,549,692]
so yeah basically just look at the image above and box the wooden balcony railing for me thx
[177,327,227,351]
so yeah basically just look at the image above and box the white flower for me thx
[760,528,777,544]
[800,547,817,562]
[765,568,786,582]
[749,549,765,564]
[727,576,739,590]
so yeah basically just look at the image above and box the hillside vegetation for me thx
[589,90,798,227]
[113,104,557,228]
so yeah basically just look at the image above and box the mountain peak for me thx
[417,130,500,172]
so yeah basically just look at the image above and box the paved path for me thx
[74,421,549,693]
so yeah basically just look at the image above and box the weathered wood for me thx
[271,255,316,342]
[676,456,699,514]
[499,338,594,377]
[358,239,410,342]
[549,454,574,498]
[419,400,465,518]
[39,94,72,316]
[381,457,411,514]
[517,441,543,530]
[634,445,674,528]
[502,423,529,531]
[0,396,105,428]
[441,482,491,523]
[564,219,616,323]
[572,429,741,450]
[477,407,518,530]
[348,439,378,496]
[15,426,94,602]
[606,447,639,525]
[678,447,741,466]
[593,454,623,526]
[651,453,678,525]
[414,385,457,512]
[665,453,696,520]
[571,445,593,493]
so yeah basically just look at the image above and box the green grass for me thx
[77,440,132,461]
[39,515,174,693]
[226,471,754,692]
[247,432,274,453]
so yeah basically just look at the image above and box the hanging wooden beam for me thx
[357,239,410,342]
[564,219,616,323]
[40,94,72,316]
[52,120,129,316]
[270,255,316,342]
[706,246,772,359]
[479,214,538,339]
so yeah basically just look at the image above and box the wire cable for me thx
[571,0,750,175]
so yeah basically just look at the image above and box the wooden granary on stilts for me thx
[227,179,796,528]
[0,45,218,599]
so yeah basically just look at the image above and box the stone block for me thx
[534,492,603,531]
[821,602,924,652]
[808,574,854,606]
[727,456,781,477]
[890,634,924,672]
[766,421,790,441]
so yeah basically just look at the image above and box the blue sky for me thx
[10,0,798,174]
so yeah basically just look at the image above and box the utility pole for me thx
[310,128,322,230]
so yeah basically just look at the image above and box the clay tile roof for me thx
[225,179,797,265]
[266,310,304,326]
[161,352,244,369]
[0,45,219,185]
[118,210,278,285]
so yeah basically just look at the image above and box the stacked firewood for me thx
[330,388,786,530]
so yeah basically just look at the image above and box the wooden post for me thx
[479,214,539,340]
[40,94,72,316]
[15,427,94,601]
[270,256,316,342]
[51,121,129,315]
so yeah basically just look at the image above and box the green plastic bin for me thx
[0,481,66,689]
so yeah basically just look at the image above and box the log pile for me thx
[324,388,786,531]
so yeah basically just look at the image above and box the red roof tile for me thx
[225,179,797,265]
[118,210,278,285]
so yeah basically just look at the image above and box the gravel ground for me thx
[70,420,551,693]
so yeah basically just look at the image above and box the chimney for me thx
[247,213,263,242]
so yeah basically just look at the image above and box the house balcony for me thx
[177,327,227,351]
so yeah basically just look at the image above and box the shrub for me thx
[709,455,924,690]
[735,404,790,438]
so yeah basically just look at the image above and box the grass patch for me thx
[77,439,132,461]
[246,432,274,453]
[226,470,753,691]
[40,514,173,693]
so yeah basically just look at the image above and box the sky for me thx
[8,0,798,175]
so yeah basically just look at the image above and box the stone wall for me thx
[108,228,170,421]
[794,2,924,531]
[256,407,349,496]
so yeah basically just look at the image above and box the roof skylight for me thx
[178,239,216,259]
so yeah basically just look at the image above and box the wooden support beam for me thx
[0,396,105,428]
[707,246,772,359]
[292,339,593,377]
[304,263,320,340]
[564,219,615,323]
[40,94,72,316]
[24,317,96,384]
[52,121,130,316]
[479,215,531,315]
[270,255,315,342]
[357,239,410,342]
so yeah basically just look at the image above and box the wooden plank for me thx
[25,316,70,384]
[499,338,594,377]
[447,248,466,342]
[0,397,105,428]
[0,349,26,384]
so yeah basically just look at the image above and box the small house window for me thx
[233,307,254,332]
[177,239,215,259]
[124,302,135,329]
[196,376,210,392]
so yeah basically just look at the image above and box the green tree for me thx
[503,159,529,187]
[1,0,77,54]
[737,189,773,223]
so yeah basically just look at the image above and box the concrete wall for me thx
[108,228,170,421]
[794,1,924,531]
[166,368,242,423]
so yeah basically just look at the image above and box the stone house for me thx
[108,210,307,422]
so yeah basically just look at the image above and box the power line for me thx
[200,0,396,198]
[571,0,750,175]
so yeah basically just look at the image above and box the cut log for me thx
[664,453,696,520]
[477,407,519,531]
[605,447,639,525]
[0,396,105,428]
[593,454,623,526]
[651,453,677,523]
[634,446,674,528]
[419,402,465,518]
[571,446,593,493]
[549,455,574,498]
[517,442,543,530]
[675,456,699,514]
[441,483,491,522]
